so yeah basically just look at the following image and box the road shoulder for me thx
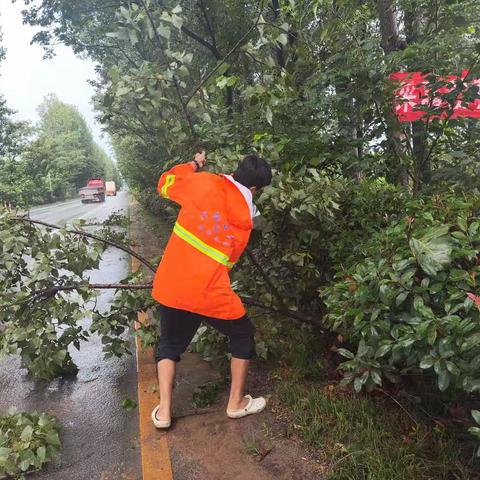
[130,222,173,480]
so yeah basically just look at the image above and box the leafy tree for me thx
[30,94,107,197]
[0,99,37,206]
[0,21,116,205]
[0,94,116,206]
[14,0,480,456]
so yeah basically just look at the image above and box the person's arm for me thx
[157,151,206,206]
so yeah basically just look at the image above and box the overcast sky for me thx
[0,1,111,153]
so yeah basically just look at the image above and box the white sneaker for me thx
[226,395,266,419]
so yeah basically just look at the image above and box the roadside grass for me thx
[277,380,478,480]
[242,433,273,462]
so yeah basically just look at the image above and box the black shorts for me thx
[154,304,256,363]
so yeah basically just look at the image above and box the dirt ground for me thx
[130,200,325,480]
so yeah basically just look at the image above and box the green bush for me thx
[235,175,408,322]
[322,192,480,396]
[327,178,409,266]
[0,411,61,479]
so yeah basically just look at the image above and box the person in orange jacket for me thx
[151,148,272,428]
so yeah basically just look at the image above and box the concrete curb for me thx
[131,217,173,480]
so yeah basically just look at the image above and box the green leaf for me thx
[20,425,33,442]
[457,215,468,233]
[420,225,449,242]
[446,361,460,375]
[370,370,382,385]
[216,76,228,89]
[265,106,273,126]
[337,348,354,359]
[45,431,61,447]
[157,25,171,39]
[37,446,46,462]
[419,355,435,369]
[409,235,452,276]
[451,231,467,241]
[357,339,368,357]
[379,284,390,303]
[37,413,50,428]
[116,86,131,96]
[427,323,437,345]
[472,410,480,425]
[0,447,11,458]
[438,369,450,391]
[376,344,391,358]
[354,376,363,392]
[121,399,138,411]
[277,33,288,46]
[413,295,424,311]
[171,14,183,30]
[395,292,409,307]
[19,458,32,471]
[129,30,139,46]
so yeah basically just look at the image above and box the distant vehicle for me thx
[105,181,117,196]
[79,178,106,203]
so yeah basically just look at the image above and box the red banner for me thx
[390,70,480,122]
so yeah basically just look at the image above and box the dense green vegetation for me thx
[0,209,153,381]
[0,410,61,479]
[0,93,121,207]
[0,0,479,474]
[0,27,120,207]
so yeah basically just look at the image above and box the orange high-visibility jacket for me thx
[151,162,253,320]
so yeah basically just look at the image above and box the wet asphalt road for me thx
[0,192,142,479]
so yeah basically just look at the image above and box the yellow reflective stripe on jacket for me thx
[173,222,235,269]
[161,174,176,198]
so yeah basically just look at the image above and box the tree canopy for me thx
[0,92,121,206]
[17,0,480,193]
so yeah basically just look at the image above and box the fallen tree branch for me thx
[1,284,153,310]
[46,283,152,293]
[13,216,156,273]
[5,280,317,327]
[11,216,319,327]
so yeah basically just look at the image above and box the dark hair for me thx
[233,154,272,190]
[194,143,207,154]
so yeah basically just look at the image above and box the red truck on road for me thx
[79,178,106,204]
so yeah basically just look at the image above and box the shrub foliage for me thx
[0,411,61,479]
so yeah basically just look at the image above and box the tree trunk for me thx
[376,0,409,186]
[405,4,429,192]
[376,0,405,53]
[337,79,361,181]
[272,0,285,68]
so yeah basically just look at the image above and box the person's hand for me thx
[194,150,206,169]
